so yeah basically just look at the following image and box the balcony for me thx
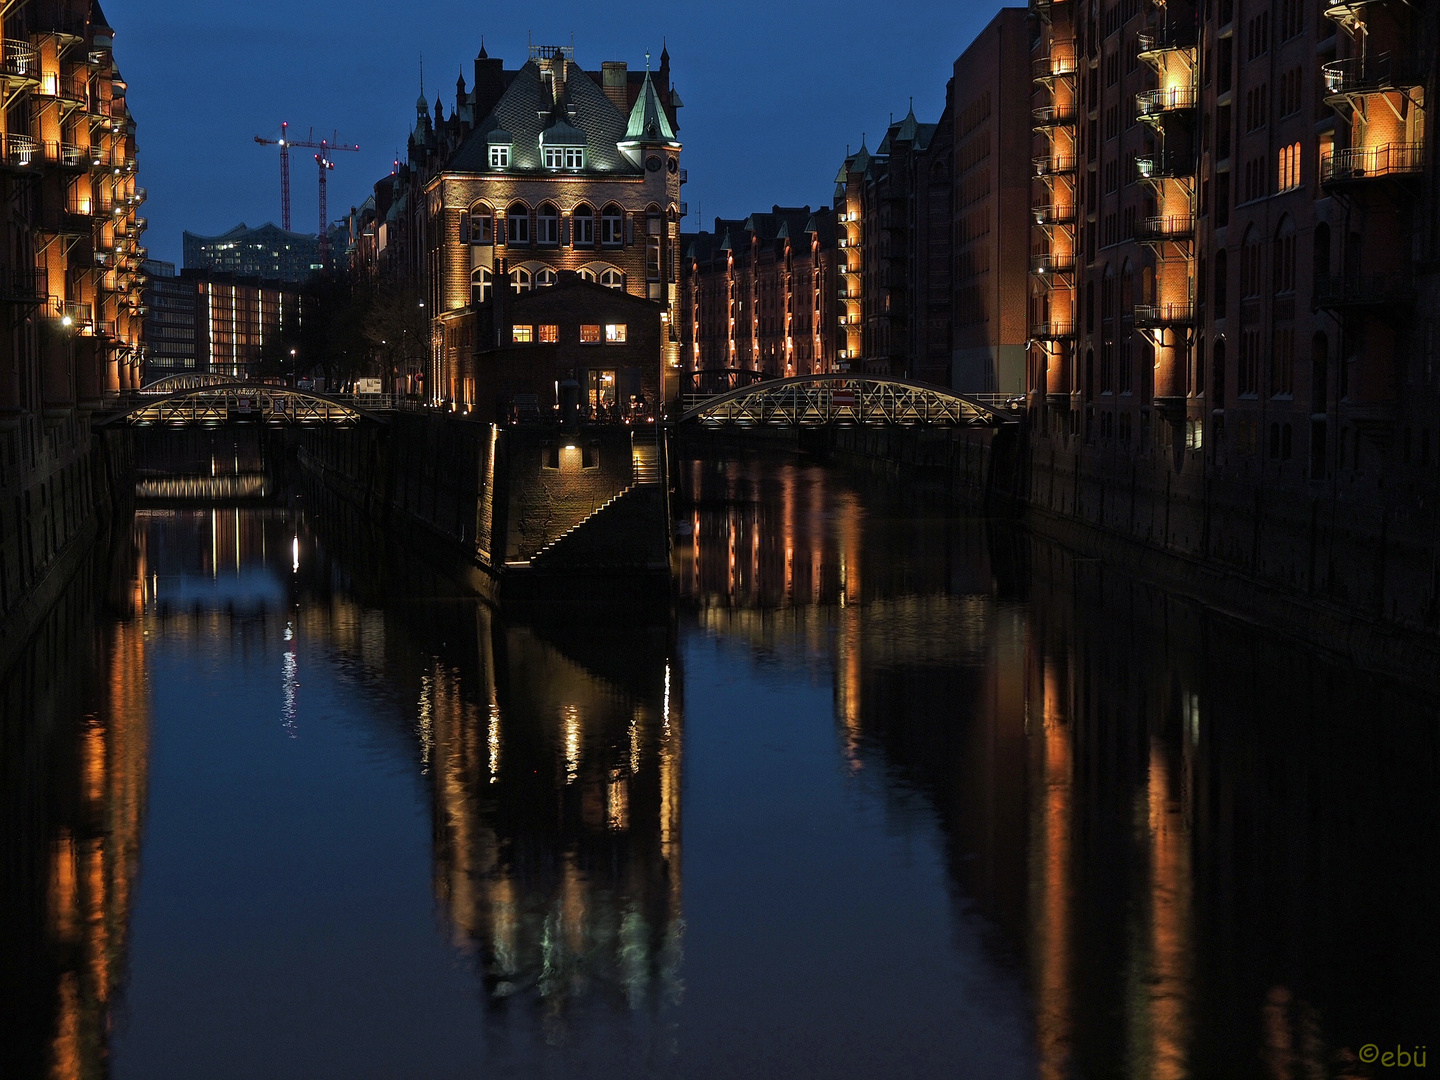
[1137,28,1198,59]
[1323,55,1425,100]
[38,207,92,235]
[1033,103,1079,127]
[130,187,146,204]
[1031,318,1076,340]
[1034,153,1079,176]
[0,266,46,304]
[1034,203,1078,226]
[0,40,38,82]
[0,133,37,169]
[1136,214,1195,241]
[1033,54,1078,82]
[1132,302,1196,328]
[1321,142,1424,186]
[1135,152,1194,180]
[1312,272,1415,311]
[37,71,89,106]
[53,300,93,330]
[1136,85,1198,118]
[43,140,85,168]
[1032,252,1077,275]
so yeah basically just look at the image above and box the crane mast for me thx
[253,125,359,260]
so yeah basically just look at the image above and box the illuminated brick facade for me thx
[410,43,684,411]
[679,207,840,391]
[0,0,144,424]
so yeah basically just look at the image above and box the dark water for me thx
[2,453,1437,1079]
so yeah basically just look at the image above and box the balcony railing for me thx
[1032,252,1077,275]
[37,71,89,105]
[1322,55,1425,97]
[1136,85,1199,117]
[43,140,85,167]
[1035,154,1079,176]
[1132,302,1196,327]
[1135,153,1194,180]
[38,207,92,235]
[1034,203,1078,226]
[1136,214,1195,241]
[0,266,46,303]
[1031,318,1076,339]
[1321,142,1425,184]
[1,133,37,168]
[1033,104,1079,127]
[0,39,38,81]
[1033,55,1078,81]
[1313,272,1415,310]
[1137,28,1198,55]
[53,300,93,329]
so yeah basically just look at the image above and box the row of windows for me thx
[469,265,625,303]
[488,144,587,170]
[463,203,630,247]
[510,323,627,345]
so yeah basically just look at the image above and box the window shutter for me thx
[625,215,634,245]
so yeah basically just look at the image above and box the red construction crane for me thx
[254,125,359,257]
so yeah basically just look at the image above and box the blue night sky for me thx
[118,1,1005,267]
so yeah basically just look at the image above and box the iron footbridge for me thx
[96,383,386,428]
[678,375,1022,428]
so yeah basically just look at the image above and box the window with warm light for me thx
[580,324,602,344]
[512,325,534,343]
[1277,142,1301,191]
[605,323,627,344]
[538,324,558,343]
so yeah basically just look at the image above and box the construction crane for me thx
[254,124,359,258]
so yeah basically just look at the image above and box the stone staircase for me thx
[526,438,667,570]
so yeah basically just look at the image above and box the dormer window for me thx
[543,145,584,170]
[489,145,510,169]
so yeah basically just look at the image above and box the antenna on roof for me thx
[419,53,424,99]
[646,50,651,71]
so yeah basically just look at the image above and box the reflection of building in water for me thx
[0,542,151,1079]
[422,607,683,1023]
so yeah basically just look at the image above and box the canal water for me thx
[2,451,1436,1079]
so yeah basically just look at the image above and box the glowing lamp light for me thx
[61,314,73,327]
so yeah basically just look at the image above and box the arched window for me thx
[470,203,493,244]
[1241,226,1262,297]
[572,203,595,247]
[601,204,624,246]
[510,266,532,293]
[577,267,597,282]
[1214,249,1228,318]
[1273,215,1296,294]
[535,267,557,288]
[507,202,530,245]
[1313,222,1331,295]
[600,267,624,290]
[471,266,492,305]
[1212,337,1226,405]
[537,202,559,246]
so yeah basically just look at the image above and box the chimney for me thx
[473,50,505,119]
[602,61,628,112]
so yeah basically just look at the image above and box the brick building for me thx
[950,8,1032,394]
[465,271,663,422]
[678,206,840,391]
[386,42,687,412]
[0,0,145,420]
[1029,0,1438,475]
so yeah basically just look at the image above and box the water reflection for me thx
[2,455,1436,1078]
[678,453,1439,1078]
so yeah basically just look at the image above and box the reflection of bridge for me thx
[96,383,385,427]
[679,375,1021,427]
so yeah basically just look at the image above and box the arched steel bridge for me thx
[97,383,384,428]
[678,375,1021,428]
[140,372,240,394]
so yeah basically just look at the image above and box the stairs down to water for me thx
[526,439,667,570]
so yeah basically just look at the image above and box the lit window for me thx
[1277,141,1301,191]
[580,324,602,344]
[538,324,559,343]
[605,323,627,344]
[512,325,534,343]
[489,145,510,168]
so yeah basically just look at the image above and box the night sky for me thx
[118,0,1002,266]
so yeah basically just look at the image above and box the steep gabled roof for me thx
[448,60,635,174]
